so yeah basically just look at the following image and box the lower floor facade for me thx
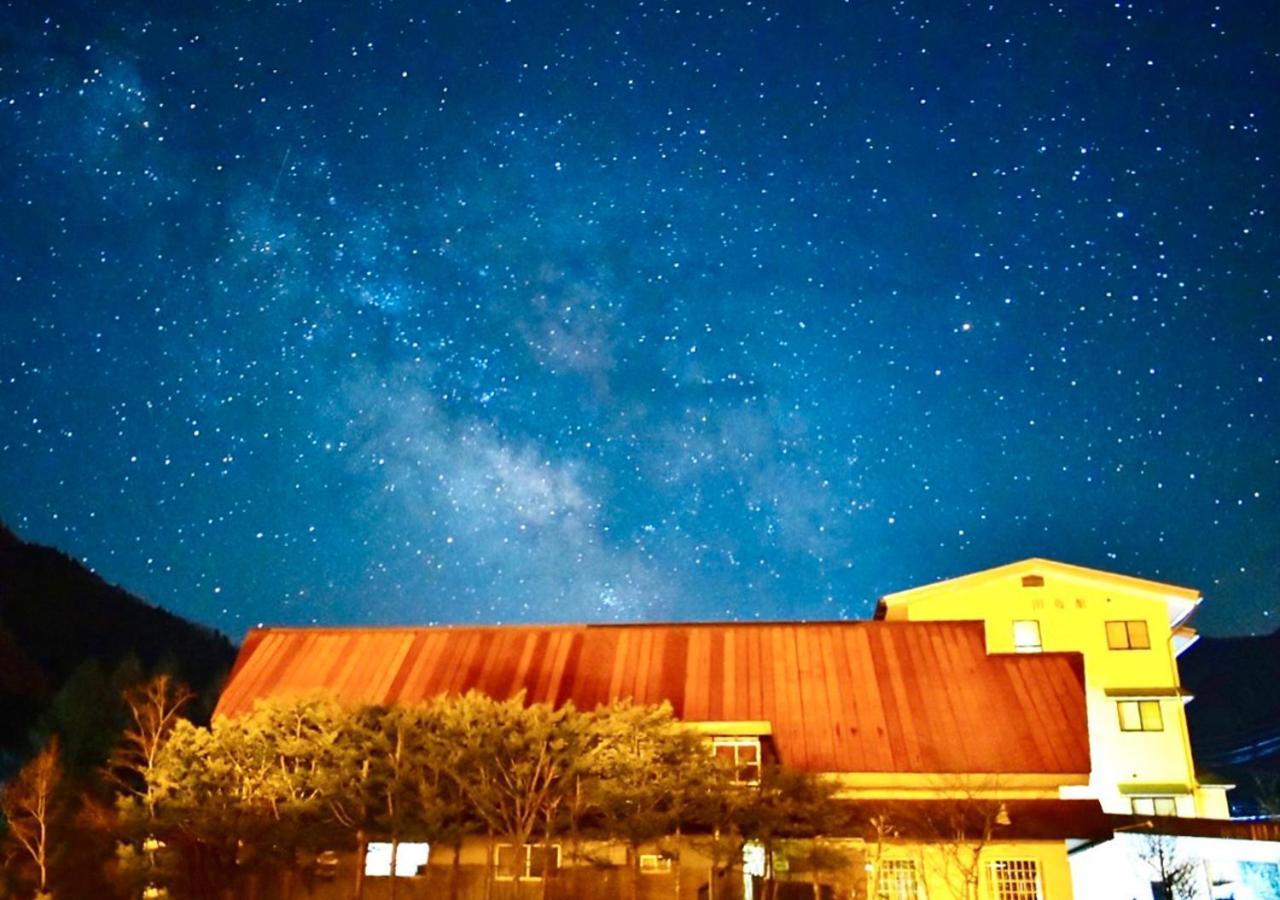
[326,834,1079,900]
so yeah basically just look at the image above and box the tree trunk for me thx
[389,835,400,900]
[449,839,462,900]
[673,825,682,900]
[707,828,718,900]
[483,833,495,900]
[627,844,639,900]
[355,830,368,900]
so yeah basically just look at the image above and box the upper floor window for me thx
[1117,699,1163,732]
[985,859,1042,900]
[713,736,762,784]
[1012,619,1042,653]
[1106,620,1150,650]
[1131,796,1178,816]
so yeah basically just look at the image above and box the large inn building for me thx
[217,559,1280,899]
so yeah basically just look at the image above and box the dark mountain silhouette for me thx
[0,522,237,760]
[1181,628,1280,814]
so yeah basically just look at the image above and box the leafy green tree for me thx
[403,701,475,900]
[147,717,252,897]
[682,757,755,900]
[146,700,342,899]
[584,702,716,899]
[735,766,850,900]
[436,692,589,894]
[321,705,381,900]
[238,697,348,898]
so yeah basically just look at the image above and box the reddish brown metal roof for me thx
[215,620,1089,776]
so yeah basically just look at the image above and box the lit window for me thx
[876,858,925,900]
[1012,620,1042,653]
[639,853,673,874]
[1106,620,1151,650]
[712,737,762,784]
[494,844,560,880]
[986,859,1041,900]
[365,842,429,877]
[1117,700,1163,732]
[1131,796,1178,817]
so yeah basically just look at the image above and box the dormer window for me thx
[1012,619,1042,653]
[712,736,762,784]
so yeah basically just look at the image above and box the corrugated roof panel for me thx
[214,621,1089,776]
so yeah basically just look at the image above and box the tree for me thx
[236,696,349,899]
[147,717,255,898]
[1253,771,1280,818]
[436,692,589,893]
[1139,834,1200,900]
[107,673,194,821]
[736,766,850,900]
[146,703,339,900]
[1,737,62,897]
[682,755,755,900]
[584,702,714,899]
[904,782,1012,900]
[403,702,474,900]
[322,705,381,900]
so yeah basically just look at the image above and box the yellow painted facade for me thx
[868,840,1075,900]
[878,558,1229,819]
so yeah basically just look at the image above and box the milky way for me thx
[1,2,1276,635]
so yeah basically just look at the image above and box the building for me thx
[214,559,1280,898]
[876,558,1224,819]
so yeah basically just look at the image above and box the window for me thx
[713,737,762,784]
[639,853,673,874]
[494,844,560,880]
[876,858,925,900]
[1012,620,1042,653]
[985,859,1041,900]
[1131,796,1178,816]
[1106,620,1150,650]
[365,842,429,877]
[1117,700,1163,732]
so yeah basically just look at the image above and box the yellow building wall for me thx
[880,566,1210,817]
[414,835,1076,900]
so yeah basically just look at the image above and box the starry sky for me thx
[1,1,1276,638]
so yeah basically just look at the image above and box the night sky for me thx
[1,2,1276,637]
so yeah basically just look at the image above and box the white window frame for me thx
[985,858,1042,900]
[875,857,926,900]
[493,843,561,881]
[712,736,762,784]
[1012,619,1043,653]
[1131,796,1178,817]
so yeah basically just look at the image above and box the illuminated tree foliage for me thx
[0,680,858,899]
